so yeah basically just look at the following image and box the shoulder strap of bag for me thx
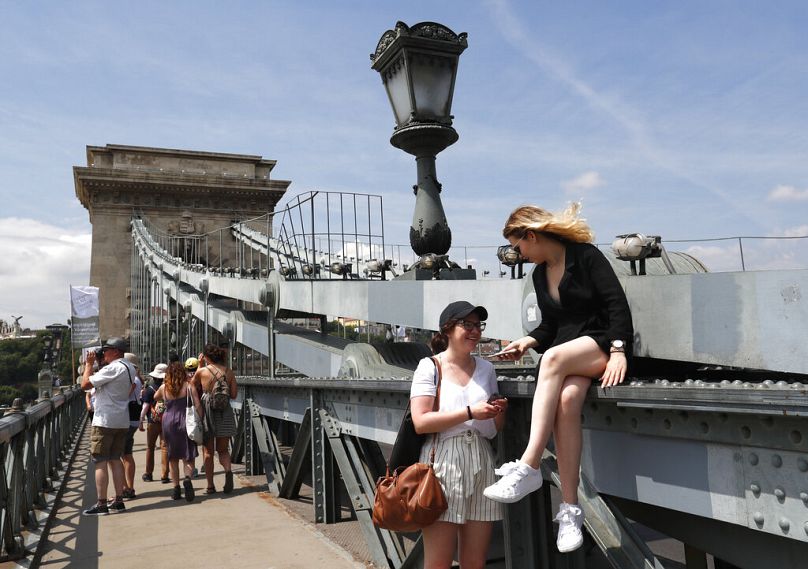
[121,360,137,397]
[427,356,444,463]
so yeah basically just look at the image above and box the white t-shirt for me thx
[410,355,499,440]
[90,358,135,429]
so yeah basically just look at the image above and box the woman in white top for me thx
[410,301,508,569]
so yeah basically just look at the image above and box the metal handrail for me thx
[0,387,86,561]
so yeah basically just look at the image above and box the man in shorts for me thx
[80,337,136,516]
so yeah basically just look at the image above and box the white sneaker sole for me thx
[557,532,584,553]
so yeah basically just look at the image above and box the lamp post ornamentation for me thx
[371,21,474,280]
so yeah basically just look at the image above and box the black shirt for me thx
[528,241,633,356]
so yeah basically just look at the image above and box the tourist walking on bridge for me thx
[192,343,237,494]
[154,361,201,501]
[483,204,633,553]
[121,353,143,499]
[410,301,507,569]
[140,363,169,483]
[80,337,137,516]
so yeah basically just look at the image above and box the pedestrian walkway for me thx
[3,424,366,569]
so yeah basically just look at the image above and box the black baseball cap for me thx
[439,301,488,328]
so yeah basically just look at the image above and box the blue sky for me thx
[1,0,807,328]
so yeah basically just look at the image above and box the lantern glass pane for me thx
[410,53,454,121]
[384,57,412,127]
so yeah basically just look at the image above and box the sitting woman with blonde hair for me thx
[483,203,633,553]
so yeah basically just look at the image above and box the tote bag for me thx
[185,389,204,444]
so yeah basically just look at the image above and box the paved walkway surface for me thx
[5,424,366,569]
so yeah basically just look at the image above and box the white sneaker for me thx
[483,460,542,503]
[554,502,584,552]
[494,460,520,477]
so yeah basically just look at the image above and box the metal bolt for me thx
[753,512,764,526]
[778,518,790,533]
[799,492,808,504]
[772,454,783,468]
[774,487,786,502]
[799,458,808,472]
[749,453,759,465]
[750,483,761,497]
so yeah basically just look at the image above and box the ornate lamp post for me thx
[371,21,471,278]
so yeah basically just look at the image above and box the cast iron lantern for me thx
[371,21,468,258]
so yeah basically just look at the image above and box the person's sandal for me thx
[183,477,195,502]
[171,486,182,500]
[205,486,217,495]
[223,471,234,494]
[141,473,153,482]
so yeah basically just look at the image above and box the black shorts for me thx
[124,426,137,455]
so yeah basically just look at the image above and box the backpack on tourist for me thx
[209,367,230,410]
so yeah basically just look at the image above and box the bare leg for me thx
[183,458,195,478]
[457,520,494,569]
[94,461,109,502]
[216,437,231,471]
[169,458,180,486]
[122,454,135,490]
[109,459,125,498]
[203,439,215,488]
[521,337,606,469]
[553,376,591,505]
[159,432,169,479]
[422,521,458,569]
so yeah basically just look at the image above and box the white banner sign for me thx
[70,285,100,348]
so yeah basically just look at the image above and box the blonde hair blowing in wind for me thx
[502,202,594,244]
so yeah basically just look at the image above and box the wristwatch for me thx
[610,340,625,353]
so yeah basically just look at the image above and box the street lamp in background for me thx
[40,323,69,398]
[371,21,474,280]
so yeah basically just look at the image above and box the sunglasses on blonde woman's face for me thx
[512,234,525,255]
[457,320,486,331]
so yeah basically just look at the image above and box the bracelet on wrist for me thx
[466,405,473,420]
[609,348,625,354]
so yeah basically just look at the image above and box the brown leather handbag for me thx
[372,356,448,532]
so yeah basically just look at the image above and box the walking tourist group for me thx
[81,341,237,515]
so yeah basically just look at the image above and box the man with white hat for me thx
[80,337,136,516]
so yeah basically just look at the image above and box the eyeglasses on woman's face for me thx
[457,320,486,331]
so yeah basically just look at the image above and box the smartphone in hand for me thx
[485,349,518,360]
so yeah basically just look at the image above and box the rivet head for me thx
[750,483,761,496]
[753,512,764,526]
[779,518,790,533]
[804,522,808,536]
[772,454,783,468]
[774,487,786,501]
[798,458,808,472]
[799,492,808,504]
[749,453,759,465]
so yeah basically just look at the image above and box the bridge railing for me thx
[0,387,86,561]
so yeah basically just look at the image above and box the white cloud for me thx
[562,171,604,195]
[769,224,808,238]
[0,218,91,329]
[767,185,808,202]
[683,244,742,272]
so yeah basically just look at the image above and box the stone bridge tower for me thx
[74,144,291,340]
